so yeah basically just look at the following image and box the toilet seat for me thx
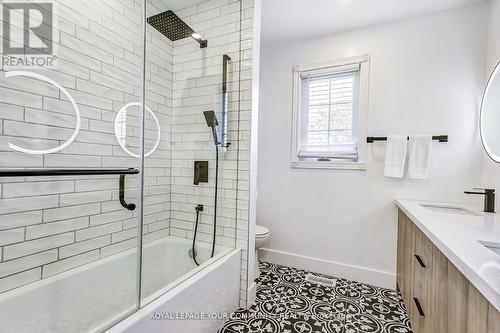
[255,225,269,238]
[254,225,270,279]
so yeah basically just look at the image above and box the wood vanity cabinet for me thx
[396,209,500,333]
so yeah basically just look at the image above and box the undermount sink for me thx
[419,203,478,216]
[479,241,500,256]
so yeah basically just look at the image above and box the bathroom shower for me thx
[148,5,233,267]
[191,55,232,265]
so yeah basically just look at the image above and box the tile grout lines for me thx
[218,261,413,333]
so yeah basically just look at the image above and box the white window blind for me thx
[299,65,360,160]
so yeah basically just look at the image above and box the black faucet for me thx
[464,188,495,213]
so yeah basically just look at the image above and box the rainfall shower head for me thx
[203,111,219,146]
[147,10,207,48]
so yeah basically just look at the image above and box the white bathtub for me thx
[0,236,240,333]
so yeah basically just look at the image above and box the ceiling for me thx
[261,0,486,43]
[164,0,206,11]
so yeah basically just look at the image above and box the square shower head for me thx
[147,10,207,48]
[203,111,218,128]
[147,10,194,41]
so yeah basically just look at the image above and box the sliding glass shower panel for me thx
[140,0,242,305]
[0,0,145,332]
[138,0,175,303]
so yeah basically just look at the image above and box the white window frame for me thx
[291,54,370,170]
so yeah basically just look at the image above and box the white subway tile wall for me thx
[0,0,167,294]
[167,0,254,307]
[0,0,254,307]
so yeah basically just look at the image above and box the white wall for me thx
[256,4,488,287]
[480,0,500,189]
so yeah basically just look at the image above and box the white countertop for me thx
[396,200,500,311]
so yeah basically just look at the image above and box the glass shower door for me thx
[0,0,146,332]
[140,0,242,305]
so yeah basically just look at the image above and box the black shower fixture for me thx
[203,110,220,145]
[147,10,207,48]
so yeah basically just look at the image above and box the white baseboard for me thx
[259,248,395,289]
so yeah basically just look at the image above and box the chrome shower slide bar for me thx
[0,168,140,211]
[220,54,231,151]
[366,135,448,143]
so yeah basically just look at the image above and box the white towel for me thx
[384,136,407,178]
[408,136,432,179]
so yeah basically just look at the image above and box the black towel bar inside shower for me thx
[366,135,448,143]
[0,168,140,211]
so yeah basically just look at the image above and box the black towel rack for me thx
[0,168,140,211]
[366,135,448,143]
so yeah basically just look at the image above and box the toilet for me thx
[254,224,270,278]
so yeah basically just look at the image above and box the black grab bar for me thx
[0,168,139,211]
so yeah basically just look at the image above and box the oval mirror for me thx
[481,61,500,163]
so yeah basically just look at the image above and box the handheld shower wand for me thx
[203,111,220,146]
[202,110,221,258]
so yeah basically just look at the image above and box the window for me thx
[291,55,370,169]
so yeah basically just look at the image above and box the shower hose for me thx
[191,205,202,266]
[191,145,219,266]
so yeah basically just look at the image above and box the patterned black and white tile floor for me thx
[217,261,413,333]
